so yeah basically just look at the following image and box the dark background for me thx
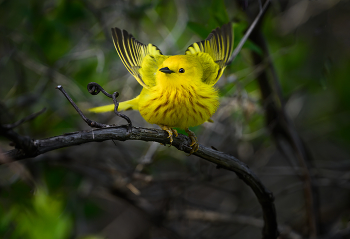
[0,0,350,238]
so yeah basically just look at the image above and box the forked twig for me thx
[87,82,132,131]
[3,108,46,129]
[56,83,132,133]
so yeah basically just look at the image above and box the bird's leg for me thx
[159,125,178,145]
[185,128,199,154]
[171,128,178,137]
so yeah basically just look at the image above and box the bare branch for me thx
[227,0,271,65]
[3,108,46,129]
[3,126,278,238]
[56,84,132,130]
[247,8,320,239]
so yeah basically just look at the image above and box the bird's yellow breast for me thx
[138,81,218,129]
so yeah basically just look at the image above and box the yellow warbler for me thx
[90,23,234,153]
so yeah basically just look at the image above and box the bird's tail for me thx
[89,96,139,113]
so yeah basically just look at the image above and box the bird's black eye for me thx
[179,68,185,73]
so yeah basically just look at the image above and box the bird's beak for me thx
[159,67,174,74]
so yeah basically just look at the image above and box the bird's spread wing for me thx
[112,28,163,88]
[185,23,233,84]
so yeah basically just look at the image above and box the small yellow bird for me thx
[90,23,234,153]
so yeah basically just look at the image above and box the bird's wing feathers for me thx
[111,28,163,88]
[185,23,233,84]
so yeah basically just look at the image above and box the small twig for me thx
[227,0,271,66]
[87,83,133,132]
[56,84,132,133]
[3,108,46,129]
[56,85,108,128]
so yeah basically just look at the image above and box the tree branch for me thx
[244,2,320,237]
[3,126,278,239]
[227,0,270,65]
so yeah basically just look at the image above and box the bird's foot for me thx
[160,125,178,146]
[185,128,199,155]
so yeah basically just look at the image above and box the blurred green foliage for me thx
[0,187,72,239]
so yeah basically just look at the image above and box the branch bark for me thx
[247,7,320,239]
[3,126,278,239]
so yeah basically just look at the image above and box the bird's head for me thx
[156,55,203,87]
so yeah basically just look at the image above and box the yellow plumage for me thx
[90,23,234,153]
